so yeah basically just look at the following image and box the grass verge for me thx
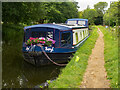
[49,26,99,88]
[98,26,118,88]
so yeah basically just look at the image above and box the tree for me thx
[103,1,119,26]
[94,2,108,16]
[2,2,47,24]
[2,2,79,24]
[94,2,108,25]
[45,2,79,23]
[78,11,83,18]
[82,9,97,25]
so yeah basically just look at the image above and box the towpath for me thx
[80,28,110,88]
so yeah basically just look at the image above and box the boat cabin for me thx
[23,19,89,49]
[24,24,72,48]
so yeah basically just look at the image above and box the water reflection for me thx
[2,43,62,88]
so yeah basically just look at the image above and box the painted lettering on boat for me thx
[45,47,54,52]
[26,47,30,51]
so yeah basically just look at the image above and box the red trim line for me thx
[54,28,55,39]
[59,31,60,48]
[60,29,72,32]
[72,28,88,30]
[55,47,73,49]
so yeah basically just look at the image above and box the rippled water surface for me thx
[2,43,62,88]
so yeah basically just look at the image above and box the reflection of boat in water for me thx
[20,62,62,88]
[22,18,89,66]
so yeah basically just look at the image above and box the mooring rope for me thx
[37,44,67,66]
[29,45,36,51]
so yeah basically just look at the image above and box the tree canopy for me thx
[94,2,108,25]
[82,8,97,25]
[103,2,119,26]
[2,1,119,26]
[2,2,79,25]
[78,2,108,25]
[94,2,108,16]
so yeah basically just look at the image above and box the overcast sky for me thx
[75,0,118,11]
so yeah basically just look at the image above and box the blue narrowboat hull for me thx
[22,35,89,66]
[23,52,74,66]
[22,46,77,66]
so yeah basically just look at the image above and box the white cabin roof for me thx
[55,24,86,29]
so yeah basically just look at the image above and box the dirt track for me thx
[80,28,110,88]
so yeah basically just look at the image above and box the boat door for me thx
[60,31,72,48]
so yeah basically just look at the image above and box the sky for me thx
[75,0,119,11]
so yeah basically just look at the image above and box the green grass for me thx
[49,26,99,88]
[98,26,118,88]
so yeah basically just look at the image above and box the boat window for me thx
[75,32,78,43]
[61,32,71,47]
[86,30,88,35]
[67,20,77,25]
[85,30,86,37]
[47,31,53,39]
[83,30,85,38]
[32,31,46,38]
[78,21,85,26]
[84,30,86,37]
[80,32,82,41]
[31,31,53,39]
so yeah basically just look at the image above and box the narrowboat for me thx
[22,18,90,66]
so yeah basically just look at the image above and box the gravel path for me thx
[80,28,110,88]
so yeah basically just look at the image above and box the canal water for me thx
[2,43,63,88]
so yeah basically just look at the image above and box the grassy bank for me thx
[98,26,118,88]
[49,26,99,88]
